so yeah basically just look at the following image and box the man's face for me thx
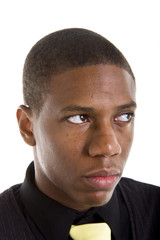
[32,64,136,211]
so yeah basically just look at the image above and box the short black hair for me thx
[23,28,135,114]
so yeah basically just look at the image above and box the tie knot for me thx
[69,223,111,240]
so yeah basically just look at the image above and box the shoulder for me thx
[0,185,35,239]
[119,177,160,196]
[117,178,160,238]
[0,184,23,225]
[118,177,160,212]
[0,184,20,209]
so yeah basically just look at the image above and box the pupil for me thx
[80,115,85,121]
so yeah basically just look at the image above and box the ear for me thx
[16,105,36,146]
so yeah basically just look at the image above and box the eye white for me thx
[67,115,87,124]
[115,113,133,122]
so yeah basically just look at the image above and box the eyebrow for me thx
[60,101,137,114]
[117,101,137,111]
[61,105,95,113]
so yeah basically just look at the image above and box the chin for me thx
[84,189,114,208]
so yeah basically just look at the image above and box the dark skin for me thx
[17,64,136,211]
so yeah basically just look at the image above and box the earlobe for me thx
[16,105,36,146]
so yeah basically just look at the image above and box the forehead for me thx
[46,64,136,110]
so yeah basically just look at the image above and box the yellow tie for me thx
[69,223,111,240]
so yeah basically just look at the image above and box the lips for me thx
[83,170,120,189]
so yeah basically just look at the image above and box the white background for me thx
[0,0,160,193]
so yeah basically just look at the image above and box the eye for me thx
[67,115,89,124]
[114,112,135,123]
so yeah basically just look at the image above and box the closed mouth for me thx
[83,169,120,190]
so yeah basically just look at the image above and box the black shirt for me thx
[15,162,132,240]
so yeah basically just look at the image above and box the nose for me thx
[88,130,121,158]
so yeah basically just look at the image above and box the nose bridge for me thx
[88,121,121,157]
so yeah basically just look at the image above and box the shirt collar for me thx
[20,162,121,239]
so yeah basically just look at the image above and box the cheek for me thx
[40,130,84,169]
[120,129,134,161]
[54,127,86,154]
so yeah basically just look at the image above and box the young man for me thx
[0,28,160,239]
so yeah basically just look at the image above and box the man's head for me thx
[17,28,136,211]
[23,28,135,114]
